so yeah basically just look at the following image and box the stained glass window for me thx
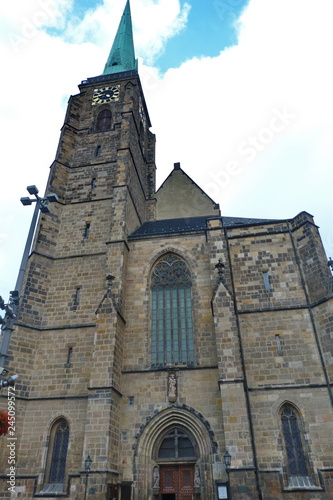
[49,420,69,483]
[281,407,307,476]
[151,254,194,366]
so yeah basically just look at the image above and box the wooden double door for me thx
[159,464,195,500]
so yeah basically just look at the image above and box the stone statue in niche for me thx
[152,466,160,488]
[168,372,177,402]
[194,464,201,488]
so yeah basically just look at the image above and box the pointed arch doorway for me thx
[133,405,216,500]
[157,427,196,500]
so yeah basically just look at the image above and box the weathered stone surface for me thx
[1,65,332,500]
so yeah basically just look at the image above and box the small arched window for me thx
[281,405,308,477]
[151,254,194,367]
[49,419,69,483]
[96,109,112,132]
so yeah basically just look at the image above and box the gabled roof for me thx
[155,163,220,220]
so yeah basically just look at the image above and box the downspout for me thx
[288,223,333,409]
[224,227,263,500]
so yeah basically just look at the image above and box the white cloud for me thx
[145,0,333,257]
[0,0,73,46]
[147,2,333,189]
[1,0,333,301]
[63,0,191,64]
[133,0,191,63]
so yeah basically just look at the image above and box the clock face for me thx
[92,86,120,105]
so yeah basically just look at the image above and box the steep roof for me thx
[155,163,220,220]
[103,0,138,76]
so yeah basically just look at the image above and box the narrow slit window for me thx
[91,177,97,189]
[74,288,81,307]
[83,222,90,239]
[276,335,283,356]
[66,347,73,368]
[95,145,102,157]
[263,271,271,291]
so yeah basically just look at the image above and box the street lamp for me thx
[17,186,58,294]
[224,450,232,499]
[0,185,58,372]
[216,451,232,500]
[84,455,92,500]
[224,450,231,469]
[0,374,18,389]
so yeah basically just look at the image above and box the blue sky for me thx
[73,0,104,17]
[155,0,249,71]
[0,0,333,304]
[45,0,249,70]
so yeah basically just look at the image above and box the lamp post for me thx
[224,450,232,499]
[17,185,58,294]
[84,455,92,500]
[0,185,58,372]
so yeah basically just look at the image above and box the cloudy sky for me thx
[1,0,333,303]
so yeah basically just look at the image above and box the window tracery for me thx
[49,420,69,483]
[151,254,194,366]
[280,405,314,487]
[158,428,196,460]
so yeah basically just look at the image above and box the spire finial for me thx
[103,0,138,76]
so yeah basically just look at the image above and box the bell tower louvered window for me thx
[151,254,194,366]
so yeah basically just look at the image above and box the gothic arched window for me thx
[158,428,196,461]
[96,109,112,132]
[49,419,69,483]
[151,254,194,366]
[281,406,308,478]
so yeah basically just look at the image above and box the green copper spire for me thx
[103,0,138,75]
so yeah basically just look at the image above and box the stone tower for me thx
[0,1,155,498]
[1,1,333,499]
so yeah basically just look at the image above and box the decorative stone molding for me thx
[133,403,218,457]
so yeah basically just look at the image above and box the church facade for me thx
[1,1,333,499]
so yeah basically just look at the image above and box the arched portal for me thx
[155,426,197,499]
[133,405,217,499]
